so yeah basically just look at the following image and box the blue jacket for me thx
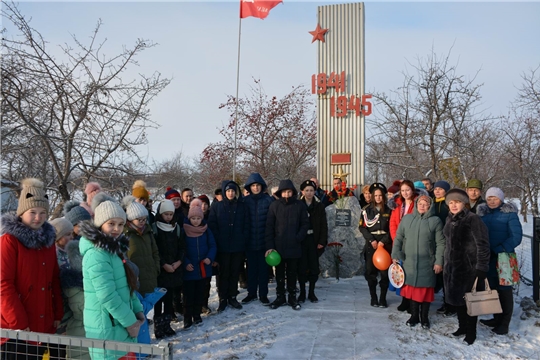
[208,180,250,253]
[243,173,274,251]
[477,202,523,281]
[135,288,166,346]
[182,221,217,281]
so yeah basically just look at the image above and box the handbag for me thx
[464,277,503,317]
[497,252,520,286]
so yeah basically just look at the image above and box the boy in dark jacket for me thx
[265,180,309,310]
[242,173,274,305]
[209,180,250,312]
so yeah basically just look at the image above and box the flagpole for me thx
[233,14,242,181]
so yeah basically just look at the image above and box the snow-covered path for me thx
[151,276,539,359]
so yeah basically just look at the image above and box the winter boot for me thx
[288,294,301,310]
[480,316,500,327]
[270,294,286,309]
[378,287,388,308]
[217,299,228,313]
[298,282,307,303]
[369,283,379,307]
[420,302,431,329]
[153,315,165,339]
[453,306,467,337]
[406,301,420,327]
[492,289,514,335]
[308,281,318,303]
[464,314,478,345]
[162,314,176,337]
[397,297,410,312]
[228,297,243,310]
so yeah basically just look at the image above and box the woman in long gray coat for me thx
[443,189,490,345]
[391,195,445,329]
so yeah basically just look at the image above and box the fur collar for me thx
[0,213,55,250]
[79,220,129,256]
[387,188,429,210]
[476,202,518,217]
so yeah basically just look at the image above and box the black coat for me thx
[243,173,274,251]
[302,198,328,249]
[443,209,490,306]
[154,223,186,288]
[265,180,309,260]
[359,204,392,254]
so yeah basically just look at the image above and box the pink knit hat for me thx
[188,199,204,219]
[85,182,102,206]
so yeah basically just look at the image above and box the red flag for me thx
[240,0,282,19]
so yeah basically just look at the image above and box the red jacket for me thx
[389,195,418,241]
[0,215,63,341]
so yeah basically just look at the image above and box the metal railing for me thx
[0,329,173,359]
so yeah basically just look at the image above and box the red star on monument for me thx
[309,23,328,43]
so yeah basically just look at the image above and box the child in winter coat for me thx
[122,196,161,296]
[182,199,217,329]
[79,192,144,360]
[64,200,92,240]
[0,178,64,359]
[51,217,75,271]
[153,199,185,338]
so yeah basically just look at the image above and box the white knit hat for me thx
[92,192,126,228]
[486,187,505,202]
[121,195,148,221]
[159,199,175,214]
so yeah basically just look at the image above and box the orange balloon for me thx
[373,243,392,271]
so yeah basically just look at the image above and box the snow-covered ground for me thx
[148,275,539,360]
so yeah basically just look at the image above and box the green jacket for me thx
[391,199,445,288]
[125,224,161,295]
[79,222,143,360]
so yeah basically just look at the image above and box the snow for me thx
[148,276,539,359]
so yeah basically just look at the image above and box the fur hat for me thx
[486,187,505,202]
[466,179,483,190]
[17,178,50,216]
[158,199,175,214]
[188,198,204,219]
[445,189,469,205]
[164,187,181,200]
[300,180,317,191]
[132,180,149,201]
[433,180,451,193]
[92,192,126,228]
[387,180,401,194]
[50,218,74,241]
[85,182,103,205]
[63,200,91,225]
[369,182,387,195]
[121,195,148,221]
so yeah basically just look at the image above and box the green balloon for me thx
[266,250,281,266]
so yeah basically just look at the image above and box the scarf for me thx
[184,223,208,237]
[156,221,175,233]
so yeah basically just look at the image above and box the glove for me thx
[126,319,143,338]
[476,269,487,281]
[135,311,145,322]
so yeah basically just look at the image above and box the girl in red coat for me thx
[0,178,64,359]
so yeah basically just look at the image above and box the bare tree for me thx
[1,2,170,216]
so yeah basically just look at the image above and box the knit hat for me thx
[50,218,74,241]
[486,187,505,202]
[164,187,181,200]
[387,180,401,194]
[188,198,204,219]
[466,179,483,190]
[300,180,317,191]
[225,183,237,192]
[445,189,469,205]
[413,181,426,190]
[85,182,103,206]
[132,180,149,201]
[92,192,126,228]
[433,180,451,193]
[158,199,175,214]
[121,195,148,221]
[198,195,210,207]
[63,200,91,225]
[417,195,432,206]
[369,182,387,195]
[17,178,50,216]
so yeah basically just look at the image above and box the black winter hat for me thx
[300,180,317,191]
[369,182,387,195]
[276,179,297,198]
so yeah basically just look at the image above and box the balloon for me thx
[266,250,281,266]
[373,243,392,271]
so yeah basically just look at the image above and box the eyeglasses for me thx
[134,217,147,223]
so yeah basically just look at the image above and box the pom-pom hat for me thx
[63,200,91,225]
[164,187,181,200]
[92,192,126,228]
[121,195,148,221]
[188,198,204,219]
[387,180,401,194]
[17,178,50,216]
[132,180,150,201]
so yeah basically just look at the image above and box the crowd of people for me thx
[0,174,523,359]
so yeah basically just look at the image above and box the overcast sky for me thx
[6,1,540,163]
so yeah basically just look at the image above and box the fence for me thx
[0,329,173,359]
[516,217,540,302]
